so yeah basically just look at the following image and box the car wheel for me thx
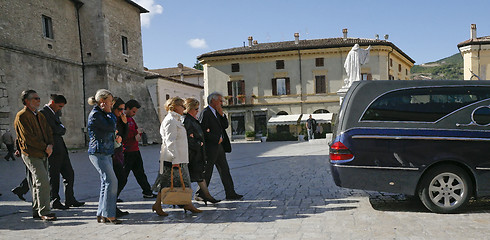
[418,165,472,213]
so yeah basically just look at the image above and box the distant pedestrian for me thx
[306,115,317,141]
[120,100,156,199]
[40,94,85,210]
[87,89,121,224]
[14,90,56,221]
[315,123,323,138]
[2,129,16,161]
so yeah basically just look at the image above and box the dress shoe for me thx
[201,195,221,206]
[183,204,202,213]
[225,194,244,200]
[116,207,129,217]
[11,188,26,201]
[66,200,85,207]
[143,193,157,198]
[52,201,69,210]
[102,217,122,224]
[33,212,41,219]
[4,157,9,161]
[40,213,57,221]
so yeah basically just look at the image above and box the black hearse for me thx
[329,80,490,213]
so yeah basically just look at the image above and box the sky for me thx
[134,0,490,69]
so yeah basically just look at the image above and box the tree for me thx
[193,59,203,70]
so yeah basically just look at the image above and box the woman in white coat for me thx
[151,97,201,215]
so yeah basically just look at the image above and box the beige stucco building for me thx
[458,24,490,80]
[0,0,161,147]
[198,32,415,139]
[145,65,204,122]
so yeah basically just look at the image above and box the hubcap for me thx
[428,172,465,208]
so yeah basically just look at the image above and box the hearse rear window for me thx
[361,86,490,122]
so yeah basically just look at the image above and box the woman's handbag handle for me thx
[170,165,186,191]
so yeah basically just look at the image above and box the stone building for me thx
[458,24,490,80]
[198,31,415,139]
[145,64,204,122]
[0,0,160,147]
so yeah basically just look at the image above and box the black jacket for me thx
[39,105,66,152]
[199,106,231,153]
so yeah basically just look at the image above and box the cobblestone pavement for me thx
[1,139,490,239]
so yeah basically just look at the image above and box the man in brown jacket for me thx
[14,90,56,221]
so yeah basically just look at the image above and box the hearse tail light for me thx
[329,141,354,162]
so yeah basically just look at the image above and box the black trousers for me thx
[13,166,31,195]
[202,144,236,197]
[121,151,152,195]
[4,144,15,160]
[112,149,126,197]
[48,146,76,203]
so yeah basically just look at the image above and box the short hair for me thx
[184,98,200,113]
[20,90,37,105]
[164,97,184,112]
[112,97,125,111]
[207,92,222,105]
[88,89,113,106]
[50,94,67,104]
[125,99,141,110]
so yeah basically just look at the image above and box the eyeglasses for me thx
[117,108,124,111]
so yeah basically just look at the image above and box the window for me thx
[315,75,326,94]
[276,60,284,69]
[42,15,53,39]
[227,80,245,105]
[231,114,245,135]
[231,63,240,72]
[389,75,395,80]
[406,69,408,75]
[166,94,170,100]
[398,64,402,72]
[361,86,490,122]
[390,58,393,67]
[122,36,128,55]
[254,112,267,135]
[361,73,373,80]
[272,78,290,96]
[315,58,324,67]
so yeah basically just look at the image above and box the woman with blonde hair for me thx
[183,98,219,205]
[151,97,202,215]
[87,89,121,224]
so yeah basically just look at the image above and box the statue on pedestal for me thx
[343,44,371,88]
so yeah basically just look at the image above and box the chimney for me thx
[471,24,477,40]
[248,36,253,47]
[294,32,299,44]
[253,40,258,45]
[343,28,348,39]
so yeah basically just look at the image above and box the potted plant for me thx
[245,131,255,141]
[260,127,268,142]
[237,95,246,104]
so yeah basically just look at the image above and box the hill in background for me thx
[411,53,463,80]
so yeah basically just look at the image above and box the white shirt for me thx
[159,111,188,165]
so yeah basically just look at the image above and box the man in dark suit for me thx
[198,92,243,200]
[40,94,84,210]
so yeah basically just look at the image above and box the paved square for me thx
[1,140,490,239]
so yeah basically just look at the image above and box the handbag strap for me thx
[170,165,186,191]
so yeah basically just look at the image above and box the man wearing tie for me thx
[40,94,85,210]
[198,92,243,200]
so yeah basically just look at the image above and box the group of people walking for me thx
[87,89,242,224]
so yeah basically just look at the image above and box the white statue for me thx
[343,44,371,87]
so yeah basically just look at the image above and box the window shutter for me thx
[285,78,290,95]
[227,81,233,105]
[272,79,277,96]
[240,80,245,95]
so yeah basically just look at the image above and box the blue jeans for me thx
[308,129,315,140]
[89,154,117,218]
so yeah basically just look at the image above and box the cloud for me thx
[133,0,163,27]
[187,38,209,49]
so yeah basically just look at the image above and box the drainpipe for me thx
[74,1,87,145]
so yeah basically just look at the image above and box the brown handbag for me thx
[160,165,192,205]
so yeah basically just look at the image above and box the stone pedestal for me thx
[337,86,350,105]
